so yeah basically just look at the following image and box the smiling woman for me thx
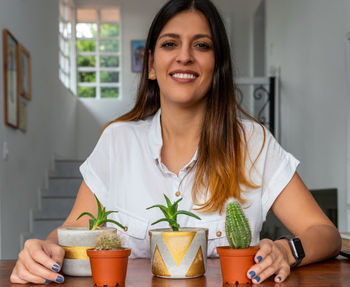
[11,0,341,285]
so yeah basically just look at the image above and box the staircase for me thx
[21,160,83,248]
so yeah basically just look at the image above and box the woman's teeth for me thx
[172,73,197,79]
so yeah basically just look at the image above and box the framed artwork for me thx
[131,40,146,72]
[19,97,27,132]
[18,43,31,100]
[3,29,19,128]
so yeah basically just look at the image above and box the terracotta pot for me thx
[87,248,131,287]
[57,227,116,276]
[149,227,208,278]
[217,246,258,285]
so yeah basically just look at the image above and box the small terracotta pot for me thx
[217,246,258,285]
[87,248,131,287]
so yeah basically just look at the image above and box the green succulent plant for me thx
[146,194,201,231]
[225,200,252,249]
[77,194,125,231]
[95,231,122,250]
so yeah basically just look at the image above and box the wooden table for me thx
[2,258,350,286]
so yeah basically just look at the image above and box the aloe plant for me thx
[146,194,201,231]
[225,201,251,249]
[77,194,125,231]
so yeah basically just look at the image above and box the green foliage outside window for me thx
[78,55,96,67]
[77,40,96,52]
[101,87,119,98]
[100,40,119,52]
[78,87,96,98]
[101,56,119,67]
[100,24,119,37]
[101,71,119,83]
[79,72,96,83]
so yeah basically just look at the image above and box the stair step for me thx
[32,219,65,239]
[34,197,75,219]
[51,160,83,178]
[48,177,81,197]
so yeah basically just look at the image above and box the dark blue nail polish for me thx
[255,276,261,283]
[257,255,263,262]
[56,276,64,283]
[45,279,52,284]
[249,270,256,278]
[52,264,59,272]
[278,276,282,281]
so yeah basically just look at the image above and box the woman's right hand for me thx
[10,239,65,284]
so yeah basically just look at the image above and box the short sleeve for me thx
[79,128,111,203]
[260,129,300,219]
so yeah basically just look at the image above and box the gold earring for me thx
[148,71,156,80]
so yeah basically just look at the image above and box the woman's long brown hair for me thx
[103,0,265,214]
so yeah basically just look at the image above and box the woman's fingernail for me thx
[255,276,261,283]
[249,270,256,278]
[45,279,52,284]
[278,276,282,281]
[257,255,263,262]
[52,264,59,272]
[56,276,64,283]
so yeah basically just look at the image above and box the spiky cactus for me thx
[95,231,122,250]
[225,201,252,249]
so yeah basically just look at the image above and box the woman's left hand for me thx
[247,238,291,284]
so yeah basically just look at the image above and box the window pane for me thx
[99,40,119,52]
[100,24,119,37]
[78,72,96,83]
[100,71,119,83]
[78,87,96,98]
[77,55,96,67]
[101,9,120,22]
[77,39,96,52]
[76,23,97,38]
[77,9,97,22]
[100,56,119,68]
[101,87,119,98]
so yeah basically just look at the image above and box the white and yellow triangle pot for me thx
[149,227,208,278]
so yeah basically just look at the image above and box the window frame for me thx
[59,0,122,99]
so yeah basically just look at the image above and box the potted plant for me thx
[57,194,125,276]
[216,200,258,285]
[87,230,131,287]
[146,194,208,278]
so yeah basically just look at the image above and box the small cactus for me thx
[95,231,122,250]
[225,201,251,249]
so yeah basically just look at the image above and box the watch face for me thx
[292,238,305,258]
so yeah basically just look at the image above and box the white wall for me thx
[266,0,350,231]
[76,0,260,158]
[0,0,78,258]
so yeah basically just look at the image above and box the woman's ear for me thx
[148,50,156,80]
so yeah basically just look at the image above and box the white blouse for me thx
[80,109,299,258]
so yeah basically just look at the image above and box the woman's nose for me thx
[176,46,193,64]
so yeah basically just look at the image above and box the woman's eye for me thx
[161,42,176,48]
[195,42,211,50]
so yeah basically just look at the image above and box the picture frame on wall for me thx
[18,43,31,100]
[131,40,146,73]
[19,97,27,132]
[3,29,19,128]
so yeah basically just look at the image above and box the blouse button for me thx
[124,226,128,232]
[216,231,222,237]
[175,191,181,197]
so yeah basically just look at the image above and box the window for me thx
[59,0,121,99]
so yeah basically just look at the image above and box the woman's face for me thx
[149,10,215,109]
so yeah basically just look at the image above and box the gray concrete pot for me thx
[149,227,208,278]
[57,227,116,276]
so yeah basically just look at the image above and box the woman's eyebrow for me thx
[158,33,212,41]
